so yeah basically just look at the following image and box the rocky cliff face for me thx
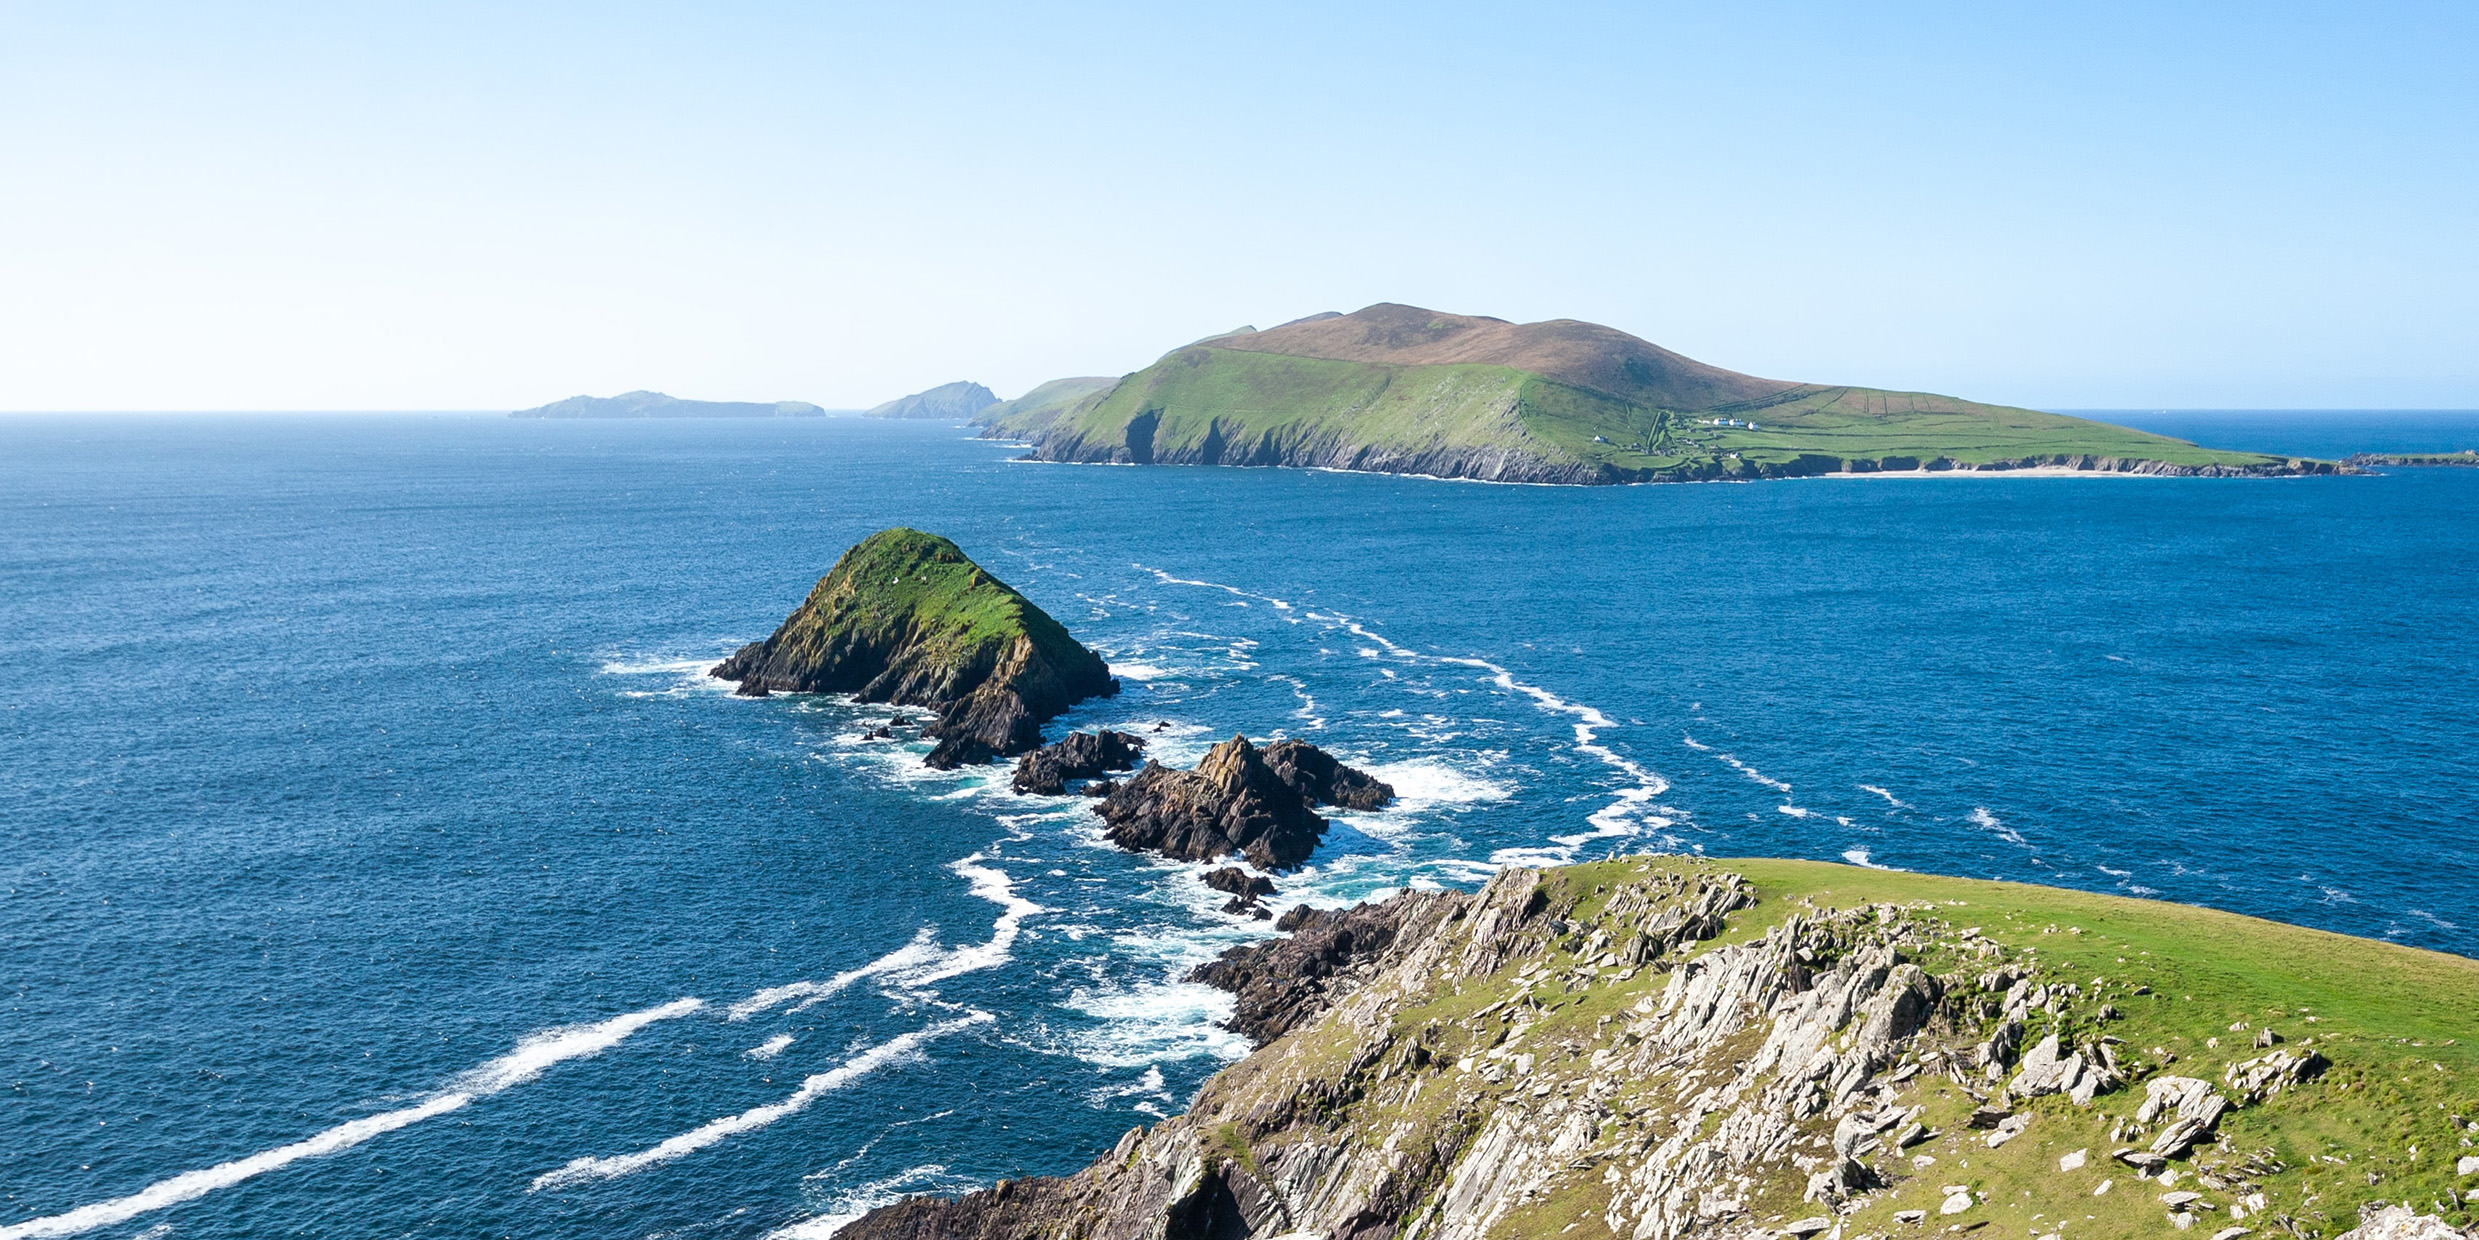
[1093,736,1395,871]
[844,859,2417,1240]
[710,529,1115,768]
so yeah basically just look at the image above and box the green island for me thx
[847,856,2477,1240]
[982,305,2341,485]
[709,528,1115,768]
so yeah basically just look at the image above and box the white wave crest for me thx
[1858,784,1911,810]
[531,1014,992,1191]
[1841,847,1897,870]
[746,1035,795,1060]
[1776,804,1817,820]
[728,929,944,1021]
[1968,806,2028,846]
[1,998,703,1240]
[763,1164,972,1239]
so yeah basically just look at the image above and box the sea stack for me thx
[1092,735,1394,871]
[710,528,1116,768]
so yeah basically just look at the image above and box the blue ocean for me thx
[3,412,2473,1239]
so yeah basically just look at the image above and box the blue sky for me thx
[2,1,2472,410]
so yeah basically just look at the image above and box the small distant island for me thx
[510,391,828,418]
[978,304,2345,485]
[865,381,1000,420]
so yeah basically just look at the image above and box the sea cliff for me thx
[845,857,2479,1240]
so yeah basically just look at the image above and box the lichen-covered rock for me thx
[710,529,1115,767]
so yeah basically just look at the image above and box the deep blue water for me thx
[3,413,2474,1239]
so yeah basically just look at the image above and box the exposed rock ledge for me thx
[842,860,2386,1240]
[1093,736,1395,871]
[710,528,1115,768]
[1014,730,1148,795]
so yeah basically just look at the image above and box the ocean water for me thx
[2,412,2473,1239]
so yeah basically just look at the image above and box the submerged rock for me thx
[1012,730,1147,795]
[1091,735,1393,871]
[710,528,1116,768]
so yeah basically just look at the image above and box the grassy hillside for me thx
[1264,858,2479,1238]
[1005,305,2322,483]
[976,376,1118,435]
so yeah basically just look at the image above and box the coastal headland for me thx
[981,304,2344,487]
[845,856,2479,1240]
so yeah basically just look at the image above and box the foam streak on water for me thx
[0,999,704,1240]
[530,1014,993,1191]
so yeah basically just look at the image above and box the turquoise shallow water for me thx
[2,413,2473,1238]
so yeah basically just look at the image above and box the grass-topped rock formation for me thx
[710,528,1115,768]
[986,304,2340,485]
[844,856,2478,1240]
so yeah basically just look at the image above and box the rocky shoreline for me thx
[841,859,2472,1240]
[995,422,2350,487]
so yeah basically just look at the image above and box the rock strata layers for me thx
[710,528,1115,768]
[1092,736,1394,871]
[841,859,2384,1240]
[1013,731,1147,795]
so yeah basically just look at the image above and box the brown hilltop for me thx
[1204,301,1800,412]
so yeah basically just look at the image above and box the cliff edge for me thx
[843,856,2479,1240]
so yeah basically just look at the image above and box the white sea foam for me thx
[903,855,1043,987]
[1777,805,1817,820]
[0,998,703,1240]
[1858,784,1911,810]
[728,929,944,1020]
[1061,980,1252,1068]
[1841,847,1897,870]
[763,1165,971,1239]
[1968,806,2028,846]
[1111,663,1174,681]
[532,1014,992,1191]
[1361,759,1511,809]
[1716,752,1792,794]
[747,1035,795,1061]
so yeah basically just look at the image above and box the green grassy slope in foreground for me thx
[847,856,2476,1240]
[997,305,2334,484]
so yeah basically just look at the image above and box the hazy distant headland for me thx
[511,391,830,418]
[864,381,999,420]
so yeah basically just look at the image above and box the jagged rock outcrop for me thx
[1200,868,1278,919]
[1013,731,1147,795]
[710,529,1115,768]
[1092,736,1393,871]
[836,861,2253,1240]
[836,853,2443,1240]
[1188,899,1439,1044]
